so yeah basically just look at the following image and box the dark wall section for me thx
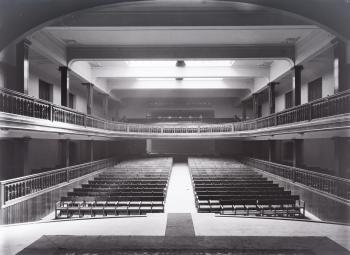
[243,139,350,178]
[114,139,147,160]
[0,62,16,90]
[1,138,348,181]
[0,139,121,181]
[149,139,215,155]
[0,139,27,180]
[214,140,246,157]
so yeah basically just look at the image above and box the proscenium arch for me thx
[0,0,349,54]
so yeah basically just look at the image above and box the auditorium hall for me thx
[0,1,349,254]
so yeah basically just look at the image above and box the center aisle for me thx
[164,163,197,213]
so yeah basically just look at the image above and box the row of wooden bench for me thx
[56,195,166,217]
[188,157,305,218]
[55,158,172,218]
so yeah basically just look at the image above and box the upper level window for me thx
[308,77,322,102]
[38,80,52,102]
[285,90,293,109]
[69,93,75,109]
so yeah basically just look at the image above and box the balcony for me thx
[0,88,349,139]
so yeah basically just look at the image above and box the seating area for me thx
[55,157,172,218]
[189,158,305,218]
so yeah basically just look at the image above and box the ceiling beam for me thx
[68,45,295,63]
[51,11,309,27]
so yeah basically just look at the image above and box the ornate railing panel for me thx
[0,87,349,135]
[0,158,115,206]
[243,157,350,200]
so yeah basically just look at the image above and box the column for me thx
[104,141,109,158]
[293,65,303,106]
[146,139,152,154]
[292,139,303,168]
[14,137,31,176]
[334,40,350,93]
[252,93,259,118]
[84,83,94,115]
[103,94,109,118]
[89,140,94,162]
[59,66,69,107]
[268,140,275,162]
[333,137,342,177]
[59,139,70,167]
[16,40,31,94]
[268,82,277,114]
[241,101,247,121]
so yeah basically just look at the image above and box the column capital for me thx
[82,82,93,86]
[14,137,31,142]
[58,66,70,72]
[21,39,32,47]
[23,137,31,142]
[268,81,279,87]
[293,65,304,72]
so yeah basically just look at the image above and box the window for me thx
[38,80,52,102]
[285,91,293,109]
[69,93,75,109]
[308,77,322,102]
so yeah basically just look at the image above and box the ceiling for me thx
[26,1,333,102]
[44,26,318,47]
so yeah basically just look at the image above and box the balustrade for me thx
[0,158,115,206]
[0,88,349,135]
[243,157,350,200]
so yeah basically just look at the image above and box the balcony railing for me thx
[242,157,350,201]
[234,90,350,131]
[0,158,115,207]
[0,87,349,135]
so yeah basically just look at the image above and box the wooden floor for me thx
[1,213,349,255]
[164,163,196,213]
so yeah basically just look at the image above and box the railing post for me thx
[66,168,70,183]
[308,103,312,121]
[292,168,296,182]
[49,104,53,121]
[0,182,4,208]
